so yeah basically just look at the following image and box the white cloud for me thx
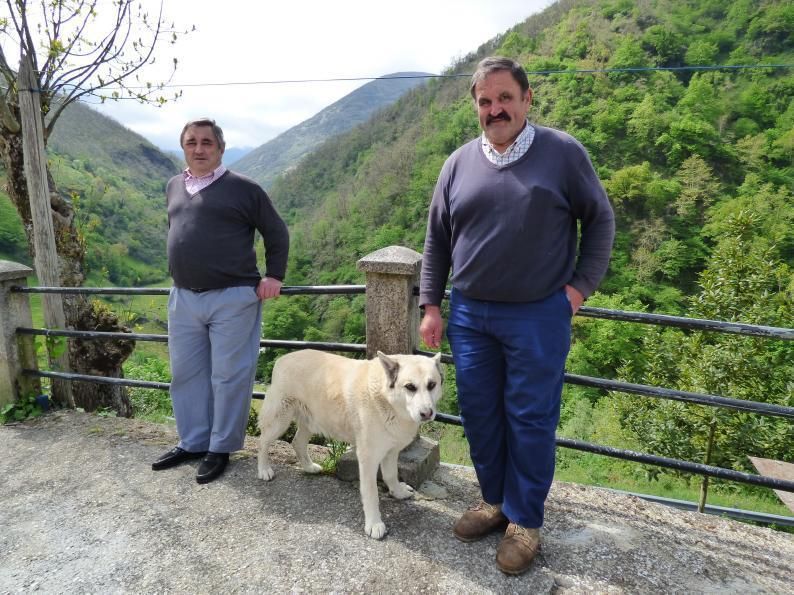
[91,0,552,150]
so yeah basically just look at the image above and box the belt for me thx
[187,287,212,293]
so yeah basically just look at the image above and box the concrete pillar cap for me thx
[357,246,422,275]
[0,260,34,282]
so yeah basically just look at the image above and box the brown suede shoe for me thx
[496,523,541,575]
[453,501,509,542]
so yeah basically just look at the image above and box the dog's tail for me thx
[257,358,292,434]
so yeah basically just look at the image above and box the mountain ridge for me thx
[48,100,181,184]
[233,72,432,190]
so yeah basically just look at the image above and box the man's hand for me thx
[419,305,444,349]
[257,277,282,300]
[564,284,584,315]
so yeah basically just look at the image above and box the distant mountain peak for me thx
[233,72,433,190]
[377,72,435,78]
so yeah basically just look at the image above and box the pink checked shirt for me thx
[184,164,227,195]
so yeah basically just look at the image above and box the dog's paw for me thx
[365,522,388,540]
[257,465,275,481]
[390,482,415,500]
[302,462,322,474]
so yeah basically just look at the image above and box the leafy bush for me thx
[0,392,45,424]
[124,354,173,422]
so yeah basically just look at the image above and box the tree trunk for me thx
[0,108,135,416]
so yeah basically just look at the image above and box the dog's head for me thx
[377,351,443,423]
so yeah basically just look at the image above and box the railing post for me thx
[348,246,439,489]
[0,261,41,405]
[357,246,422,358]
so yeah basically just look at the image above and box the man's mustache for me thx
[486,112,511,125]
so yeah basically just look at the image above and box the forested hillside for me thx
[0,100,180,284]
[267,0,793,482]
[234,72,432,189]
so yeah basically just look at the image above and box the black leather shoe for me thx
[152,446,206,471]
[196,452,230,484]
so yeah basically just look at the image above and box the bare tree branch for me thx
[41,0,97,90]
[0,0,185,136]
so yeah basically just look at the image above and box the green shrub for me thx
[124,354,172,422]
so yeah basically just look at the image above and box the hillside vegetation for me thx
[264,0,793,495]
[0,100,179,285]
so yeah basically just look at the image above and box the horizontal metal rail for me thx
[22,330,794,420]
[556,437,794,492]
[606,489,794,527]
[435,410,793,492]
[22,369,794,494]
[576,306,793,340]
[564,373,794,419]
[16,327,367,354]
[15,285,792,339]
[435,289,793,340]
[23,369,266,399]
[11,285,366,296]
[414,350,794,420]
[18,327,167,342]
[260,339,366,353]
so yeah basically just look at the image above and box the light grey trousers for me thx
[167,286,263,453]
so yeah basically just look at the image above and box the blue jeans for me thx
[447,288,572,528]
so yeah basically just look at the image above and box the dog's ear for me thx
[432,352,444,382]
[377,351,400,388]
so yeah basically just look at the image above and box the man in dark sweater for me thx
[152,118,289,484]
[419,58,614,574]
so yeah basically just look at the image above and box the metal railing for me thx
[9,282,794,526]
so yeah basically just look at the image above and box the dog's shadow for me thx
[227,444,552,591]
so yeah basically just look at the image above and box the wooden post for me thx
[0,261,41,405]
[18,54,74,407]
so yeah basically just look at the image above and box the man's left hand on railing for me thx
[257,277,282,300]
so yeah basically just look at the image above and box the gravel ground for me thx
[1,410,792,594]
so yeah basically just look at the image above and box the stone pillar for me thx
[356,246,422,358]
[339,247,439,488]
[0,261,41,405]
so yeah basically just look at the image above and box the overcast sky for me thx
[86,0,552,151]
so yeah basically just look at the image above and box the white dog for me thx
[257,349,443,539]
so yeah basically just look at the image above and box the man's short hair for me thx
[180,118,226,150]
[469,56,530,98]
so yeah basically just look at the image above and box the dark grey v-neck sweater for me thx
[166,170,289,289]
[420,125,615,306]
